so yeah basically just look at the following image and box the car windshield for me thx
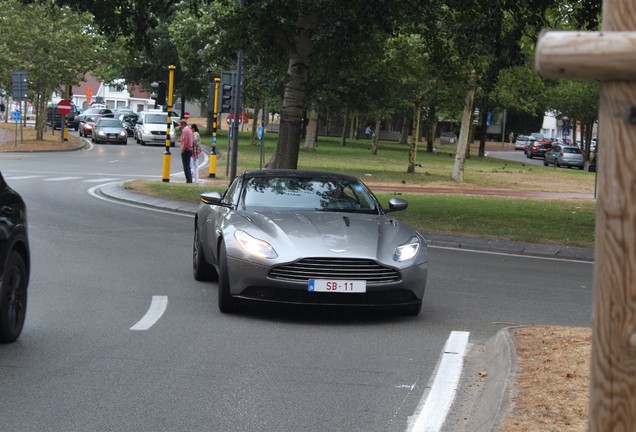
[563,147,582,154]
[145,114,167,124]
[85,115,99,122]
[240,176,380,213]
[97,119,123,127]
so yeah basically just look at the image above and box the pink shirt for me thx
[179,126,193,152]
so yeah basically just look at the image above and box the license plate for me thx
[308,279,366,293]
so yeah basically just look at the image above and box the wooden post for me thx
[536,4,636,430]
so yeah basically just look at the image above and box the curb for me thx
[441,328,516,432]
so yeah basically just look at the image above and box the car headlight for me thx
[234,230,278,259]
[393,236,420,262]
[119,131,127,137]
[97,130,105,136]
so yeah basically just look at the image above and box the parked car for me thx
[0,172,30,343]
[544,145,585,169]
[118,113,139,136]
[193,170,428,316]
[134,110,175,146]
[92,117,128,145]
[440,132,457,144]
[526,133,552,158]
[78,115,100,137]
[514,134,531,151]
[46,102,80,131]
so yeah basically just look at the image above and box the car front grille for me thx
[269,258,401,284]
[151,131,167,136]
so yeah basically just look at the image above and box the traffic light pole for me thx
[208,77,220,178]
[230,51,243,181]
[161,65,176,182]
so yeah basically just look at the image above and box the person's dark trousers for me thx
[181,150,193,183]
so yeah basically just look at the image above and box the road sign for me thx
[257,124,263,140]
[183,112,190,120]
[11,71,28,99]
[57,99,72,115]
[12,110,21,122]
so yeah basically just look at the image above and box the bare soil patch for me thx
[499,326,591,431]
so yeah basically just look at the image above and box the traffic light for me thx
[157,81,167,106]
[150,81,167,107]
[150,81,159,107]
[219,71,234,113]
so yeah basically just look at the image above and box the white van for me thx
[134,110,176,146]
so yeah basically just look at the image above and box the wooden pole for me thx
[536,3,636,430]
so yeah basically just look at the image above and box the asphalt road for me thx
[0,143,594,431]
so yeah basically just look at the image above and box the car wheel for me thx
[555,160,560,168]
[543,158,548,166]
[528,153,533,159]
[218,241,238,313]
[0,251,28,344]
[396,301,422,317]
[193,224,218,282]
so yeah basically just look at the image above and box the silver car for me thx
[92,118,128,144]
[544,145,585,169]
[193,170,428,316]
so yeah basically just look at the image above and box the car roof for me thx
[241,169,362,183]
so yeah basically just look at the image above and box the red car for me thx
[525,133,553,159]
[78,115,100,137]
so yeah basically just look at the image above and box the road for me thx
[0,142,594,431]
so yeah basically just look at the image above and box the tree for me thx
[0,0,113,140]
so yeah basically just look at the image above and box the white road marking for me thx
[43,176,82,181]
[130,295,168,331]
[4,175,44,180]
[82,177,121,183]
[409,331,470,432]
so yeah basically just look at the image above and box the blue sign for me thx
[211,135,217,143]
[12,110,21,122]
[257,124,264,140]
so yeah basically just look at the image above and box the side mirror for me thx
[386,197,408,213]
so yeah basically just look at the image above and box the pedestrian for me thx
[509,132,515,143]
[191,124,202,183]
[178,119,193,183]
[0,102,5,121]
[365,125,373,139]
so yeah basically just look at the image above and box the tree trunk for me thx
[267,7,317,169]
[340,107,348,147]
[426,106,437,153]
[478,102,488,157]
[400,117,409,144]
[371,117,381,155]
[407,103,421,173]
[452,87,476,182]
[304,106,319,150]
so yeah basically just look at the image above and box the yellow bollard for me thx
[208,144,217,178]
[162,152,171,182]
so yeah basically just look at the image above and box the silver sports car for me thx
[193,170,428,315]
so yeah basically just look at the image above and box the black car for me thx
[0,172,30,343]
[118,112,139,136]
[46,102,80,131]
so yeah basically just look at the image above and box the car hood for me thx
[230,210,424,263]
[96,126,124,133]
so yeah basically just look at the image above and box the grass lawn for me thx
[126,126,596,248]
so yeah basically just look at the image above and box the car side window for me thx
[221,178,241,207]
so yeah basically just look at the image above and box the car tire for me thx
[396,301,422,317]
[528,153,533,159]
[193,224,218,282]
[0,251,28,344]
[555,160,560,168]
[218,241,238,313]
[543,158,548,166]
